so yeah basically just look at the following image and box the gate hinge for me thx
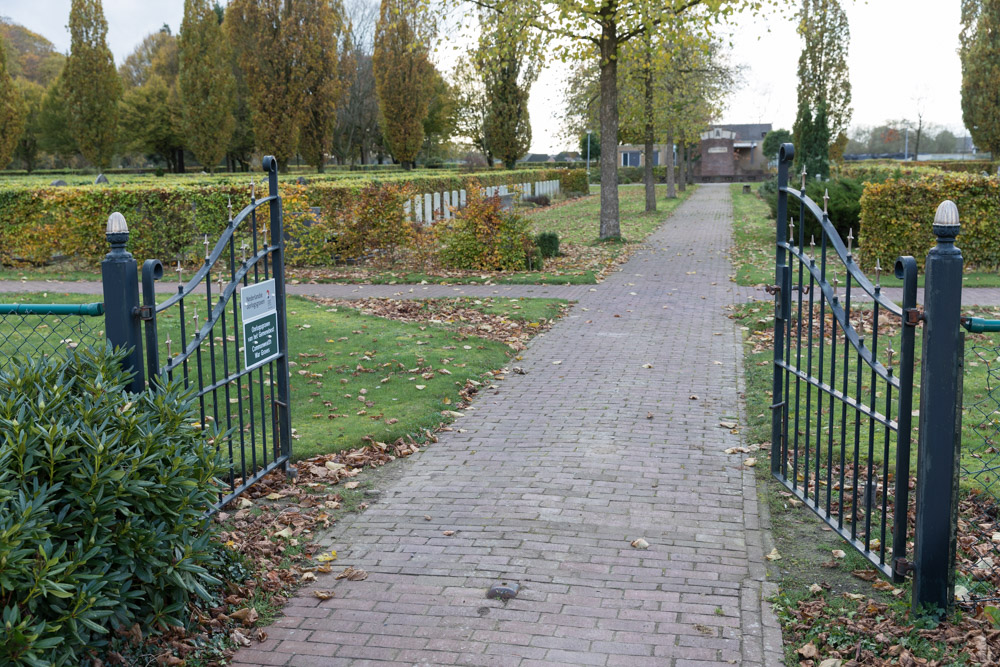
[134,305,155,321]
[893,557,915,578]
[904,308,924,327]
[764,284,781,296]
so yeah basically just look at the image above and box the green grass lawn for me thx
[0,291,565,462]
[731,182,1000,289]
[528,183,695,245]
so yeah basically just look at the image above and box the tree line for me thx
[0,0,474,174]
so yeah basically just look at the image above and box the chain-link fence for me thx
[0,303,106,371]
[960,329,1000,603]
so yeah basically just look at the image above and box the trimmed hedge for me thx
[839,162,944,184]
[0,168,577,267]
[859,173,1000,271]
[911,160,996,174]
[559,169,589,195]
[0,347,223,665]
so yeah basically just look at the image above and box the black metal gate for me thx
[770,144,919,581]
[139,156,292,510]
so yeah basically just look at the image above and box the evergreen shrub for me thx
[536,231,560,258]
[0,347,224,666]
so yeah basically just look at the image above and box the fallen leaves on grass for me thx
[309,297,566,351]
[779,593,1000,665]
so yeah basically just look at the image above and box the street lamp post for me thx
[586,129,592,184]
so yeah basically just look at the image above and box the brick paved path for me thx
[232,184,783,666]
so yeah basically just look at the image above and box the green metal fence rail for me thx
[0,302,104,316]
[962,316,1000,334]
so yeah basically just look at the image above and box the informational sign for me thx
[240,279,280,368]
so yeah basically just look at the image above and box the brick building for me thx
[614,123,772,181]
[696,123,772,181]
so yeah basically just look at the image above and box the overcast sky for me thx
[1,0,967,154]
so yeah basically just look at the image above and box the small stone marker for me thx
[94,173,109,184]
[486,582,519,600]
[49,179,67,186]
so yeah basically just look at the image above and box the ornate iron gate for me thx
[770,144,919,581]
[139,156,292,509]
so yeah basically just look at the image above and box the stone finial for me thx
[934,200,959,227]
[106,212,128,235]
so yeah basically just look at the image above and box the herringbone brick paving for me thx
[233,184,783,666]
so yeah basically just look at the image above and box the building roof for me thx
[710,124,773,142]
[522,153,550,163]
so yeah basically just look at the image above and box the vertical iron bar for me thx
[771,144,793,475]
[839,272,852,528]
[827,301,838,515]
[229,228,248,483]
[178,291,189,389]
[881,378,893,565]
[893,256,918,582]
[218,288,236,491]
[791,234,805,482]
[802,257,816,494]
[816,234,827,506]
[851,346,863,538]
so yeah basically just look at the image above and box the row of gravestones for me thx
[49,174,109,186]
[402,179,561,226]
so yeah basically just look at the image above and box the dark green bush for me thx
[759,176,862,245]
[0,347,224,666]
[536,232,560,258]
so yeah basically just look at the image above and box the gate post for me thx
[771,143,794,474]
[912,200,964,617]
[264,156,294,474]
[102,212,145,393]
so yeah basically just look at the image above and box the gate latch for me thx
[904,308,924,327]
[893,557,915,578]
[764,284,781,296]
[134,305,155,321]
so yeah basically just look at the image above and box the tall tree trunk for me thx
[687,143,695,183]
[598,8,621,239]
[678,141,687,192]
[666,124,676,198]
[642,48,655,213]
